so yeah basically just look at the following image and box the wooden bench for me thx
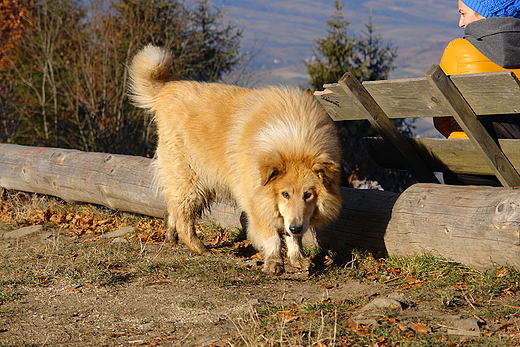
[314,64,520,187]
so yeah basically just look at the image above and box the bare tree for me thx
[1,0,246,156]
[0,0,34,142]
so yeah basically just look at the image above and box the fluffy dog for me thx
[128,45,342,274]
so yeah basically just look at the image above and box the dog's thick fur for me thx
[128,45,342,274]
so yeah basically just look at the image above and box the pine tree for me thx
[304,1,397,89]
[354,13,397,82]
[305,1,414,192]
[304,1,357,91]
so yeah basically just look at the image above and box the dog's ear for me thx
[258,151,284,186]
[260,166,281,186]
[313,160,340,188]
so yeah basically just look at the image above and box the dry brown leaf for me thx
[412,323,431,333]
[396,323,409,332]
[495,266,509,278]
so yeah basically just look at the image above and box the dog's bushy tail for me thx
[128,45,173,110]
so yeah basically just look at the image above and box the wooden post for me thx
[339,73,440,184]
[426,65,520,187]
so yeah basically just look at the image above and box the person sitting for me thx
[435,0,520,185]
[435,0,520,140]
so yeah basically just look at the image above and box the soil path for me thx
[0,229,383,346]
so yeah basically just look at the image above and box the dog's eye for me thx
[281,192,290,199]
[303,192,313,200]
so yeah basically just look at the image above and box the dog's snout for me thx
[289,225,304,234]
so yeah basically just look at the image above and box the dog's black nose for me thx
[289,225,303,234]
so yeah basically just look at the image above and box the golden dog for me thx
[128,45,342,274]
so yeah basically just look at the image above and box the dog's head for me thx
[259,154,342,237]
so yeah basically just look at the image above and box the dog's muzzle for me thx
[289,224,304,235]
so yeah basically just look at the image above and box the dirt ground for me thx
[0,227,385,347]
[1,223,519,346]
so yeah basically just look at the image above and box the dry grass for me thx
[1,190,520,346]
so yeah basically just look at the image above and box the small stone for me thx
[111,237,129,244]
[453,317,481,331]
[100,226,136,239]
[447,317,481,337]
[361,297,404,311]
[387,292,406,301]
[2,225,43,239]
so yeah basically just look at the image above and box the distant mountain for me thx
[222,0,462,87]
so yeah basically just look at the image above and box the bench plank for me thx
[450,72,520,116]
[363,78,454,119]
[314,84,369,121]
[366,137,520,176]
[339,73,440,183]
[315,71,520,120]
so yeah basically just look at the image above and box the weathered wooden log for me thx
[0,143,397,247]
[0,144,246,229]
[0,144,166,218]
[1,144,519,269]
[386,183,520,269]
[319,188,398,254]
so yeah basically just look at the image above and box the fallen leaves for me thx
[231,240,258,258]
[0,203,13,223]
[25,207,123,236]
[412,322,432,334]
[276,310,302,323]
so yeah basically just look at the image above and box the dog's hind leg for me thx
[176,214,209,254]
[164,202,209,254]
[161,185,210,254]
[285,234,313,271]
[164,211,179,245]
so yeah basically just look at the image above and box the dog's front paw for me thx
[290,256,314,272]
[263,259,285,275]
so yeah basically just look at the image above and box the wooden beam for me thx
[314,83,369,121]
[450,71,520,116]
[0,144,166,217]
[426,65,520,187]
[365,137,520,176]
[338,72,440,184]
[363,77,454,119]
[0,143,400,251]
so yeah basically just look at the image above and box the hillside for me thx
[223,0,462,87]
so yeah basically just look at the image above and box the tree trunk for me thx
[1,144,519,269]
[385,183,520,269]
[0,144,166,218]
